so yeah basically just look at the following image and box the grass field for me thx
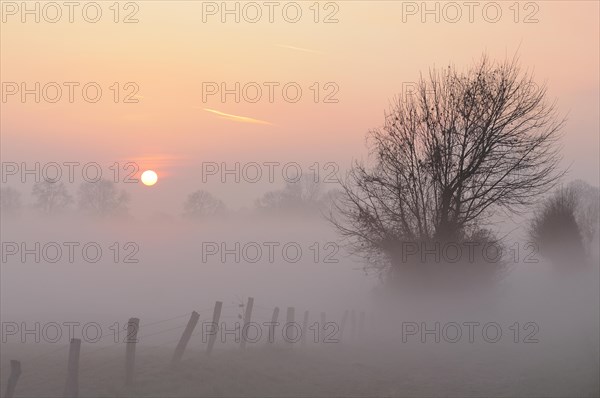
[2,333,599,398]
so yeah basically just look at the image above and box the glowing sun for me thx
[141,170,158,186]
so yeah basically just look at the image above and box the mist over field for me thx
[1,1,599,397]
[1,201,599,397]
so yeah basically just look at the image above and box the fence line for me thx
[3,298,369,398]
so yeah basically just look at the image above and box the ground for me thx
[1,338,598,397]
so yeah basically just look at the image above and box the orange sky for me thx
[1,1,598,214]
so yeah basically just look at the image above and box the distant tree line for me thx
[1,179,129,218]
[0,174,342,220]
[181,173,342,220]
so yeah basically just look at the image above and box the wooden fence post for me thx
[285,307,295,347]
[125,317,140,386]
[4,360,21,398]
[301,310,309,346]
[171,311,200,366]
[267,306,279,344]
[206,301,222,355]
[63,338,81,398]
[240,297,254,349]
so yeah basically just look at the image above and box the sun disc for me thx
[141,170,158,186]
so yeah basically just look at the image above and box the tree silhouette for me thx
[332,55,564,270]
[77,179,129,217]
[530,186,584,264]
[32,181,72,215]
[0,186,22,216]
[567,180,600,254]
[182,190,226,219]
[255,173,329,214]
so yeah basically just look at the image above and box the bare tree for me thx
[78,179,129,217]
[255,173,327,214]
[32,181,72,215]
[0,186,22,216]
[332,55,564,268]
[183,190,226,219]
[254,190,285,212]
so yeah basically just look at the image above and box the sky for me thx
[1,5,599,396]
[1,0,598,216]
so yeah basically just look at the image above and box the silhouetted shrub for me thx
[380,227,507,295]
[530,187,584,264]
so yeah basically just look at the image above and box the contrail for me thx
[203,108,272,125]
